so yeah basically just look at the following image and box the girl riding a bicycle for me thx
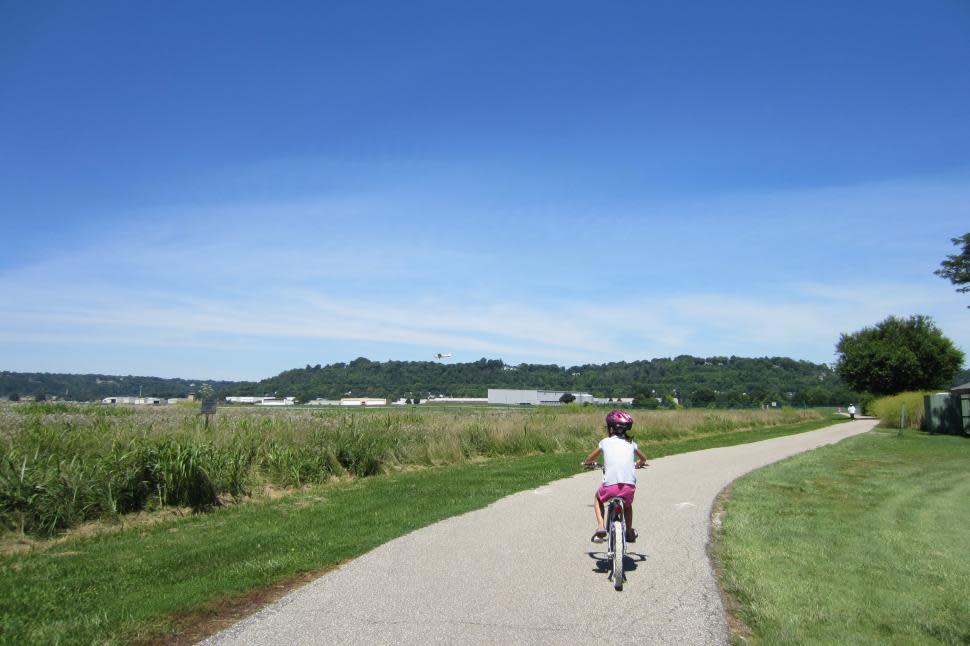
[584,410,647,543]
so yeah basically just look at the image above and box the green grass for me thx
[0,453,582,645]
[0,412,847,645]
[712,429,970,645]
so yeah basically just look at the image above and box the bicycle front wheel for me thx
[611,520,624,590]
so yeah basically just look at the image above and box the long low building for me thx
[425,396,488,404]
[340,397,387,406]
[102,396,164,405]
[487,389,596,405]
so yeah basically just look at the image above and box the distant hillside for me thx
[11,355,960,406]
[0,372,245,402]
[229,356,860,407]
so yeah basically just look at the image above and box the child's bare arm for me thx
[635,447,648,467]
[584,447,602,464]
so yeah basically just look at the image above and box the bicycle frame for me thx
[604,495,627,587]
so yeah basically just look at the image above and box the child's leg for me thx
[624,500,638,541]
[593,492,605,529]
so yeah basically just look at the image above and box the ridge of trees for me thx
[12,356,963,407]
[229,355,860,407]
[0,372,244,402]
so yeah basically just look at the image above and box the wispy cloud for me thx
[3,171,969,378]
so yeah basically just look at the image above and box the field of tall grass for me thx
[0,402,822,536]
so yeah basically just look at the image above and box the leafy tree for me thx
[935,233,970,307]
[634,393,659,409]
[716,389,744,408]
[659,395,677,409]
[559,392,576,403]
[692,388,717,406]
[953,368,970,388]
[836,315,965,395]
[803,386,832,406]
[197,383,216,403]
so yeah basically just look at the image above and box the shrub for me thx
[868,392,932,429]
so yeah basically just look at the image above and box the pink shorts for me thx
[596,483,636,506]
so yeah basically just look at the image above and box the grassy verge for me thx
[0,412,845,645]
[711,429,970,645]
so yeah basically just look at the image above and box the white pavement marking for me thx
[202,419,878,646]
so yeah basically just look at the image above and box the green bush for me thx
[868,391,932,429]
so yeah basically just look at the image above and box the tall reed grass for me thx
[868,391,933,429]
[0,403,821,536]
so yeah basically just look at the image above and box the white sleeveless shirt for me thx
[599,436,638,486]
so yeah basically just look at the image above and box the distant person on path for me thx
[848,404,857,420]
[584,410,648,543]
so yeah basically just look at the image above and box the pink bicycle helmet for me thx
[606,409,633,435]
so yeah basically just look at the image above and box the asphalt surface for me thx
[202,419,878,646]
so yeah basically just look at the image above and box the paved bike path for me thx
[202,419,878,645]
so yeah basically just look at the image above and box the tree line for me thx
[6,353,967,408]
[227,355,861,407]
[0,372,242,402]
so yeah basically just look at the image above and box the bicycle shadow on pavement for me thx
[586,550,648,574]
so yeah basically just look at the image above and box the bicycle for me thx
[582,462,643,590]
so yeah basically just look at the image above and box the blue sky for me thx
[2,1,969,381]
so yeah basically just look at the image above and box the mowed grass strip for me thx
[0,453,582,645]
[0,412,845,645]
[712,430,970,646]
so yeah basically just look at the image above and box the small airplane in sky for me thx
[434,353,453,360]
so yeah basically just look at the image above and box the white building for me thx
[341,397,387,406]
[225,396,266,404]
[226,396,300,405]
[102,396,164,405]
[255,397,296,406]
[592,397,635,405]
[425,396,488,404]
[487,389,596,405]
[306,398,341,406]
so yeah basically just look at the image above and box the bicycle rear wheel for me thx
[611,520,624,590]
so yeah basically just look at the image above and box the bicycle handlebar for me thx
[580,462,648,469]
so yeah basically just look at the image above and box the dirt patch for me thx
[708,485,754,645]
[0,507,194,556]
[0,478,355,556]
[841,458,890,477]
[135,562,347,646]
